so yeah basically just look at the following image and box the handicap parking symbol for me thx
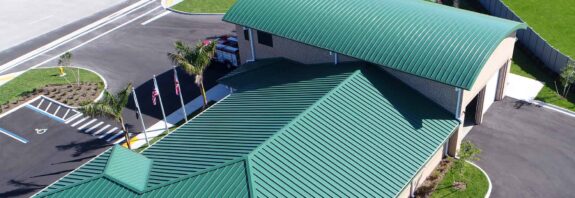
[35,128,48,134]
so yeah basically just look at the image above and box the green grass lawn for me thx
[431,163,489,198]
[510,49,575,111]
[171,0,236,13]
[502,0,575,59]
[0,68,103,106]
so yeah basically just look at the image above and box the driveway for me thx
[466,98,575,198]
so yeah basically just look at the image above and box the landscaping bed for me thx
[171,0,236,13]
[415,158,489,198]
[0,68,104,113]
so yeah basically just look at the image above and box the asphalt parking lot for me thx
[0,97,114,198]
[466,98,575,198]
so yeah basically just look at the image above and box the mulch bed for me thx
[0,82,101,113]
[414,158,454,198]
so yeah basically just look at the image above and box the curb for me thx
[166,8,225,15]
[41,66,108,104]
[466,161,492,198]
[530,100,575,118]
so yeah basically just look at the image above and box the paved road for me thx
[0,0,128,55]
[466,98,575,198]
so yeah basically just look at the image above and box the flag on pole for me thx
[174,71,181,96]
[152,87,159,106]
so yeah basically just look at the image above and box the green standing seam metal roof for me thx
[103,146,152,192]
[223,0,527,90]
[37,59,459,197]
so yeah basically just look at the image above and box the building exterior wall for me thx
[397,144,446,198]
[382,68,459,114]
[461,35,517,108]
[236,25,357,64]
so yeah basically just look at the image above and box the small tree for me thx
[79,84,133,149]
[451,140,481,189]
[167,40,217,109]
[58,52,72,67]
[558,60,575,98]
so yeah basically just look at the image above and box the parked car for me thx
[215,36,240,68]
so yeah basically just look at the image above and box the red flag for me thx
[152,88,159,106]
[174,72,181,96]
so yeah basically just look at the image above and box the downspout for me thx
[455,87,463,121]
[329,51,339,65]
[247,28,256,62]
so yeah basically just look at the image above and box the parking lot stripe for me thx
[45,102,52,111]
[99,127,118,139]
[37,98,45,108]
[25,105,65,123]
[93,124,111,135]
[71,117,89,127]
[113,137,126,144]
[54,105,61,116]
[64,113,83,124]
[107,131,124,141]
[78,119,97,130]
[85,121,104,133]
[62,109,71,120]
[0,127,29,144]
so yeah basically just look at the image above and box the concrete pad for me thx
[0,0,126,52]
[505,73,544,101]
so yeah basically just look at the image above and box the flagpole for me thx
[132,87,150,146]
[174,66,188,122]
[153,75,169,132]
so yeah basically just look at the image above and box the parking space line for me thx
[85,122,104,133]
[141,11,170,25]
[78,119,97,130]
[54,105,61,116]
[107,131,124,141]
[99,127,118,139]
[25,105,65,123]
[113,137,126,144]
[65,113,83,124]
[63,109,71,120]
[0,127,29,144]
[71,117,88,127]
[37,98,45,108]
[45,102,52,111]
[93,124,111,135]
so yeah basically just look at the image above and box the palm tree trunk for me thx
[120,117,131,149]
[199,80,208,108]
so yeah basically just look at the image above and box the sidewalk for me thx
[129,84,231,149]
[505,73,544,101]
[0,71,23,86]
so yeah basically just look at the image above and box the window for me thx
[243,28,250,40]
[257,31,273,47]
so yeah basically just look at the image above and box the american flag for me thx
[174,72,181,96]
[152,88,159,106]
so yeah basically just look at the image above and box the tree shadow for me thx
[29,169,74,179]
[0,180,46,198]
[56,138,110,157]
[51,155,96,165]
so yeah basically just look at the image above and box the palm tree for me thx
[167,40,217,108]
[79,84,133,149]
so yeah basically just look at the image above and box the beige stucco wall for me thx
[236,25,357,64]
[461,34,517,109]
[397,144,446,198]
[382,68,459,114]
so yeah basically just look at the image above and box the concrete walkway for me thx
[130,84,231,149]
[505,73,544,102]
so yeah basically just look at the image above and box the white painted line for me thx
[54,105,61,116]
[93,124,111,135]
[85,121,104,133]
[141,11,170,25]
[99,127,118,139]
[113,137,126,144]
[37,98,45,108]
[62,109,71,120]
[44,102,52,112]
[0,0,155,73]
[71,117,89,127]
[107,131,124,141]
[1,5,162,75]
[78,119,97,130]
[29,15,53,25]
[64,113,83,124]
